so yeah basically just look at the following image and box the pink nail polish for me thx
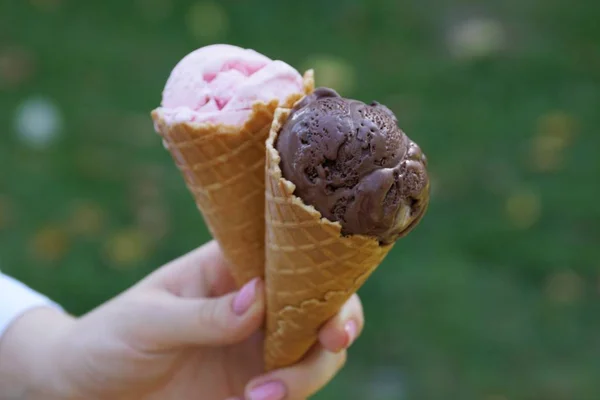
[344,320,358,347]
[248,381,286,400]
[232,278,258,315]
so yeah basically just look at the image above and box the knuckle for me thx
[199,297,242,342]
[201,300,224,329]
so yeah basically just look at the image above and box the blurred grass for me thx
[1,0,600,399]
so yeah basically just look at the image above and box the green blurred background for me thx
[1,0,599,399]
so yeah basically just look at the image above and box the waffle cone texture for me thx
[263,108,395,371]
[151,71,315,287]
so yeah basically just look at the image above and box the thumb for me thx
[162,278,265,346]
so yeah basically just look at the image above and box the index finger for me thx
[143,240,237,298]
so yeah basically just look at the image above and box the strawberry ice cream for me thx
[156,44,304,127]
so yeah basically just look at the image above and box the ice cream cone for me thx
[264,107,395,371]
[152,71,315,287]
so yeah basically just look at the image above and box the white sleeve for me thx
[0,272,63,338]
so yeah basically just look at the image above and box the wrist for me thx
[0,306,77,399]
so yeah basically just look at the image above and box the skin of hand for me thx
[0,240,364,400]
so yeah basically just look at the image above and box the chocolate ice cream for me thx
[275,88,429,244]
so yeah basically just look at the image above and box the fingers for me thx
[143,240,237,298]
[195,241,238,296]
[241,295,363,399]
[245,345,347,400]
[153,278,265,348]
[318,294,364,353]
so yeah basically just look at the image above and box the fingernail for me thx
[344,320,358,347]
[232,278,259,315]
[248,381,286,400]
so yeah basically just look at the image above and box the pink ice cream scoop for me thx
[157,44,304,127]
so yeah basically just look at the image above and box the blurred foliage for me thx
[1,0,600,399]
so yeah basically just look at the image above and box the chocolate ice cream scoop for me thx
[276,88,429,244]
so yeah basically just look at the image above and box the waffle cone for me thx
[151,71,315,287]
[264,108,395,371]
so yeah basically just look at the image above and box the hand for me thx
[37,241,364,399]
